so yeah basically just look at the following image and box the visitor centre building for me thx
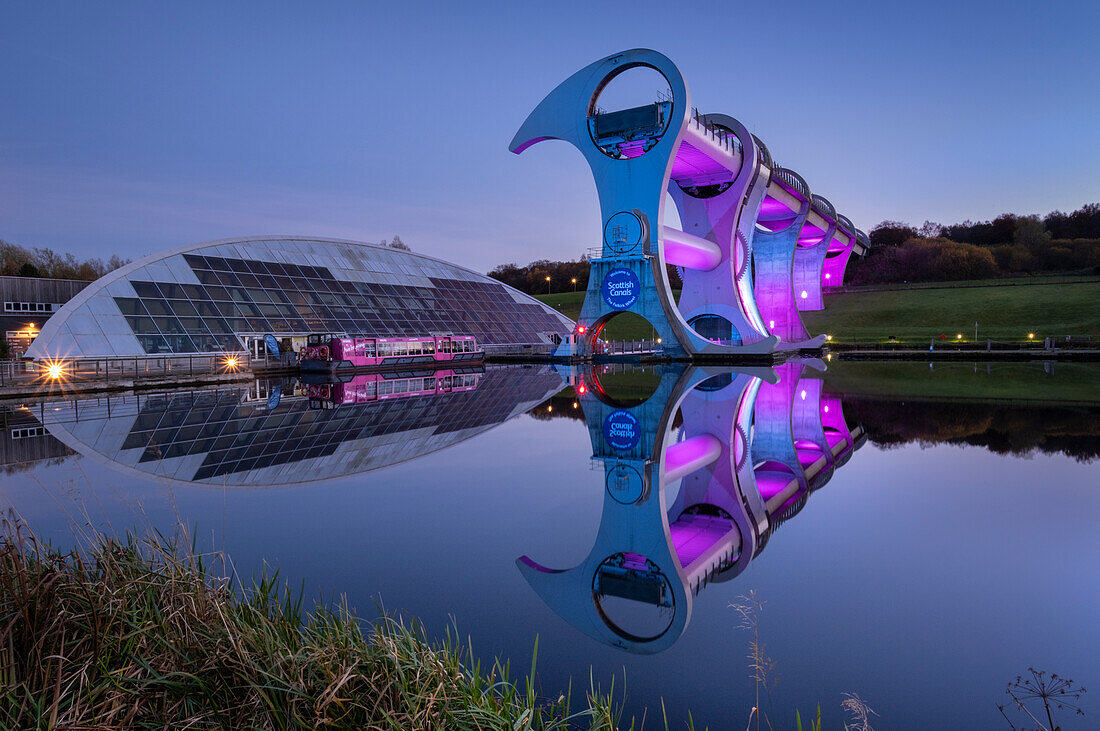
[26,237,572,361]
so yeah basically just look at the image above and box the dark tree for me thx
[868,220,918,248]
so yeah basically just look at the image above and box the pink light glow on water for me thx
[669,513,733,568]
[664,434,722,483]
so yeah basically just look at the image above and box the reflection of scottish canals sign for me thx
[606,463,643,504]
[267,385,282,411]
[602,268,640,310]
[603,410,641,450]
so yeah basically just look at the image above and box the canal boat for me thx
[299,334,482,373]
[303,366,482,409]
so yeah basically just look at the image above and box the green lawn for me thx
[536,291,663,340]
[804,281,1100,345]
[538,280,1100,346]
[819,359,1100,403]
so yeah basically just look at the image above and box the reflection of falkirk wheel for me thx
[517,364,866,653]
[510,49,869,358]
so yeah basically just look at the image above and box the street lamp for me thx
[545,275,551,295]
[571,277,577,292]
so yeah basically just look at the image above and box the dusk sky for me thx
[3,0,1098,274]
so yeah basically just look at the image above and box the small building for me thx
[26,237,572,361]
[1,276,91,357]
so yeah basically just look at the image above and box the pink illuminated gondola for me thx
[300,333,482,373]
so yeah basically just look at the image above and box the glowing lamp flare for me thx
[47,363,65,380]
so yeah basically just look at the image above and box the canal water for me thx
[2,361,1097,729]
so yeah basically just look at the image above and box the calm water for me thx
[2,362,1097,729]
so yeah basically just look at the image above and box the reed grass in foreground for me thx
[0,523,629,730]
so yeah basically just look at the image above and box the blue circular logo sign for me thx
[603,410,641,451]
[602,268,640,310]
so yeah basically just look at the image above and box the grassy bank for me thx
[805,280,1100,345]
[820,359,1100,403]
[0,526,626,730]
[538,279,1100,346]
[536,291,663,341]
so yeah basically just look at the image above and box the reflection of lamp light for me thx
[800,390,807,400]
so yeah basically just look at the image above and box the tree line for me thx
[851,202,1100,284]
[488,259,685,296]
[1,239,130,281]
[488,259,592,295]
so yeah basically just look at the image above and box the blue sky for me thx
[2,0,1098,273]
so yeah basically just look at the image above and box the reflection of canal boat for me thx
[304,367,482,409]
[300,334,482,373]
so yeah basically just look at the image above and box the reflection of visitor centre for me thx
[26,237,572,361]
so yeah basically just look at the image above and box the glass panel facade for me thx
[114,251,571,354]
[29,239,572,358]
[40,366,562,485]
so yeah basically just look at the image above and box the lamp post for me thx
[545,275,551,295]
[571,277,577,292]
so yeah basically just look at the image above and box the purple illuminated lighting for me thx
[820,396,854,453]
[662,227,723,271]
[669,512,733,568]
[753,461,798,500]
[663,434,722,483]
[758,197,795,215]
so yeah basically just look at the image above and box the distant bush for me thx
[850,238,998,284]
[856,203,1100,283]
[489,259,591,295]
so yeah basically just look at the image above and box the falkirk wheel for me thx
[517,362,866,653]
[510,48,870,360]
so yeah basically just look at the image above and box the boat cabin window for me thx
[441,340,452,353]
[393,342,408,357]
[407,341,422,356]
[378,343,393,357]
[307,334,322,346]
[422,340,435,354]
[363,342,376,357]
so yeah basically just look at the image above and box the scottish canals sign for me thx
[602,268,640,310]
[603,410,641,451]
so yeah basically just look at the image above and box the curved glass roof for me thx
[27,237,573,359]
